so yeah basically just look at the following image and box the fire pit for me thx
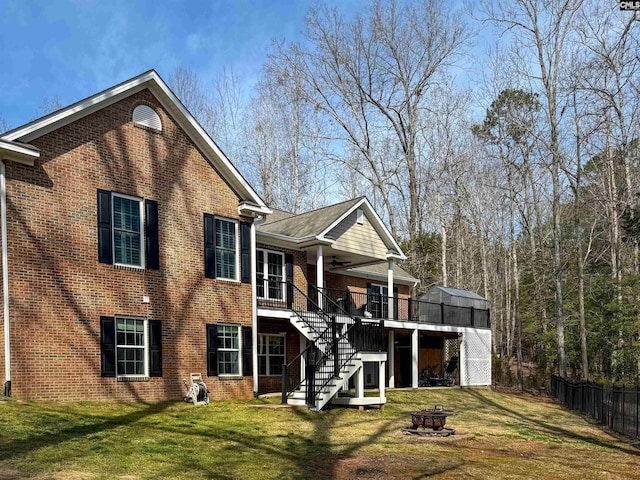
[403,405,456,436]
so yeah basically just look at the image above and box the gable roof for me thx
[1,70,270,215]
[259,198,362,238]
[257,197,406,260]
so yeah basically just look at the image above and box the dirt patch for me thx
[332,454,462,479]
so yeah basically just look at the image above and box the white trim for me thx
[1,161,10,389]
[217,324,242,377]
[214,216,240,282]
[239,202,272,217]
[356,208,364,225]
[114,316,149,378]
[0,70,268,211]
[251,222,258,394]
[111,192,145,269]
[0,140,40,166]
[257,333,286,377]
[256,248,286,302]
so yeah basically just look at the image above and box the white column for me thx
[1,161,11,393]
[355,365,364,399]
[316,245,324,309]
[412,329,419,388]
[387,259,394,320]
[250,222,259,395]
[388,330,395,388]
[379,360,386,401]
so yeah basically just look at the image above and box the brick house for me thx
[0,71,491,409]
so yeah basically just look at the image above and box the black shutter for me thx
[285,253,294,309]
[149,320,162,377]
[240,222,251,284]
[100,316,116,377]
[242,326,252,376]
[393,287,399,320]
[206,324,218,376]
[145,200,160,270]
[204,214,216,278]
[97,190,112,264]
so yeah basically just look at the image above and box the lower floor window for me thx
[258,334,285,376]
[218,325,240,375]
[116,317,147,376]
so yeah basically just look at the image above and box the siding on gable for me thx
[326,210,389,259]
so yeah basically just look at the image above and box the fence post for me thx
[636,383,639,440]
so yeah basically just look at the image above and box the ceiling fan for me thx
[328,256,351,268]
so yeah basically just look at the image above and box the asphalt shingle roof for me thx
[258,197,363,238]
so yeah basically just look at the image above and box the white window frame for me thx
[217,324,241,376]
[215,217,239,281]
[115,316,149,378]
[111,192,145,269]
[258,333,286,377]
[256,248,286,301]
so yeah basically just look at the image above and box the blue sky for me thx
[0,0,371,129]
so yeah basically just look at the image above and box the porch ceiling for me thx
[303,245,385,271]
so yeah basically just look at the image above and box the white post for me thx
[387,259,394,320]
[316,245,324,309]
[250,222,258,395]
[355,365,364,399]
[379,360,386,401]
[1,161,10,395]
[388,330,395,388]
[412,329,419,388]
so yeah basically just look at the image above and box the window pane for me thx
[113,196,142,266]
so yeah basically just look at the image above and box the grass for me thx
[1,388,639,479]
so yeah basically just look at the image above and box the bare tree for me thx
[269,0,471,243]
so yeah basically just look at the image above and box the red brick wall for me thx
[257,318,301,395]
[2,89,253,401]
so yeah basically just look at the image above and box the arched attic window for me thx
[132,105,162,131]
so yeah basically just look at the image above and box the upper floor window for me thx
[132,105,162,131]
[112,193,144,267]
[256,249,285,300]
[97,189,159,270]
[216,218,237,280]
[356,208,364,225]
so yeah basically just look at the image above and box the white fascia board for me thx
[145,76,268,210]
[1,74,153,142]
[318,197,407,260]
[0,141,40,166]
[256,231,334,249]
[238,202,272,217]
[2,70,268,209]
[337,268,417,286]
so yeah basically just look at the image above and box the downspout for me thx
[1,161,10,397]
[250,219,258,397]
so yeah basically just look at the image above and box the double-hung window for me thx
[216,219,237,280]
[98,189,159,269]
[217,324,240,375]
[115,316,147,376]
[112,193,144,267]
[257,334,285,376]
[256,249,285,300]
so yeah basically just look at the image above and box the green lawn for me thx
[1,388,638,479]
